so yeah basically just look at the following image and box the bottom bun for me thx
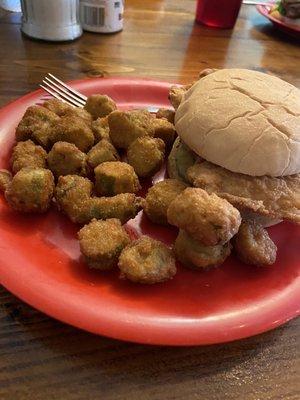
[241,211,282,228]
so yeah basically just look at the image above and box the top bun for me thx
[175,69,300,177]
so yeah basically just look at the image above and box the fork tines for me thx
[40,73,87,108]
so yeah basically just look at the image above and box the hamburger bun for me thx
[175,69,300,177]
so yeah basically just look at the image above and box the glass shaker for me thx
[20,0,82,41]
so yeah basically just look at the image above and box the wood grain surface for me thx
[0,1,299,399]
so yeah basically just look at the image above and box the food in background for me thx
[144,179,188,225]
[78,218,130,270]
[118,236,176,284]
[233,220,277,266]
[5,168,54,213]
[94,161,141,196]
[11,140,47,174]
[127,137,165,178]
[84,94,117,119]
[43,98,92,123]
[174,229,232,270]
[47,141,87,178]
[156,108,175,124]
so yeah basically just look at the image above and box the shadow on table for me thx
[251,22,300,45]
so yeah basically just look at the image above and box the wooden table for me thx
[0,1,299,399]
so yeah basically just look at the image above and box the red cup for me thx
[195,0,243,29]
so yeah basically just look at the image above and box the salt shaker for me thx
[20,0,82,41]
[79,0,124,33]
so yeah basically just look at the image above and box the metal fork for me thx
[40,73,87,108]
[40,73,160,113]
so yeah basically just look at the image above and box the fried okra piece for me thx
[47,142,87,178]
[84,94,117,119]
[108,110,155,149]
[83,194,145,225]
[167,137,198,183]
[54,175,93,220]
[156,108,175,124]
[87,140,120,169]
[92,116,111,143]
[51,116,94,152]
[233,221,277,266]
[167,188,241,246]
[11,140,47,174]
[168,83,193,110]
[118,236,176,284]
[0,169,12,192]
[78,218,130,270]
[55,175,144,224]
[16,105,59,149]
[127,137,165,178]
[5,168,54,213]
[94,161,141,196]
[174,230,232,270]
[144,179,188,225]
[151,118,176,148]
[43,99,92,124]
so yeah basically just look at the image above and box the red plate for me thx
[257,4,300,39]
[0,77,299,346]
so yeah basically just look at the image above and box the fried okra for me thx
[5,168,54,213]
[167,188,241,246]
[11,140,47,174]
[47,142,87,178]
[55,175,144,224]
[78,218,130,270]
[108,110,154,149]
[127,137,165,178]
[174,230,232,270]
[0,169,12,192]
[54,175,93,220]
[94,161,141,196]
[43,99,92,124]
[156,108,175,124]
[118,236,176,284]
[233,221,277,266]
[151,118,176,148]
[16,105,59,149]
[84,94,117,119]
[87,140,120,169]
[144,179,188,225]
[168,137,197,183]
[92,116,111,143]
[51,115,94,152]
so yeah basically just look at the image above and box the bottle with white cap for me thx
[79,0,124,33]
